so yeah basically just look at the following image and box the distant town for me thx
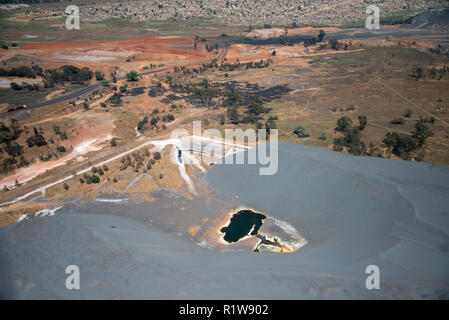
[5,0,448,26]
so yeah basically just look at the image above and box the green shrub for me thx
[293,126,310,138]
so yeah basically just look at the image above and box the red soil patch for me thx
[21,35,193,50]
[19,35,208,66]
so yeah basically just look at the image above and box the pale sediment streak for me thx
[95,198,129,203]
[170,146,197,195]
[17,206,62,223]
[268,216,308,252]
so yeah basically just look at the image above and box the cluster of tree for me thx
[0,120,30,174]
[137,116,148,132]
[185,80,270,126]
[0,121,73,176]
[95,71,105,81]
[26,127,47,148]
[205,43,220,52]
[182,81,222,107]
[264,115,278,136]
[391,118,405,125]
[80,174,100,185]
[411,66,448,81]
[244,59,272,69]
[43,65,93,87]
[79,165,109,184]
[120,149,154,172]
[241,97,265,123]
[137,109,171,133]
[172,59,271,81]
[226,97,266,125]
[303,30,326,47]
[333,116,369,156]
[3,142,24,158]
[429,45,449,56]
[317,39,349,51]
[10,82,40,91]
[162,114,175,123]
[382,119,433,161]
[53,124,68,140]
[220,59,272,72]
[1,157,15,174]
[227,105,240,124]
[0,65,43,78]
[332,115,434,161]
[0,119,21,145]
[107,92,122,106]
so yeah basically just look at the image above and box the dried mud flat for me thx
[1,142,448,299]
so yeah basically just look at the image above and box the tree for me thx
[344,127,362,155]
[63,183,69,190]
[26,129,47,147]
[383,132,417,160]
[358,115,367,130]
[227,106,240,124]
[329,39,341,50]
[146,116,157,126]
[404,109,413,118]
[248,98,264,116]
[318,30,326,42]
[391,118,405,125]
[56,146,66,153]
[53,124,61,135]
[91,175,100,184]
[126,71,139,81]
[95,71,104,81]
[293,126,310,138]
[10,82,22,90]
[162,114,175,122]
[4,142,23,157]
[265,116,277,135]
[412,67,424,80]
[412,119,433,147]
[318,132,327,140]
